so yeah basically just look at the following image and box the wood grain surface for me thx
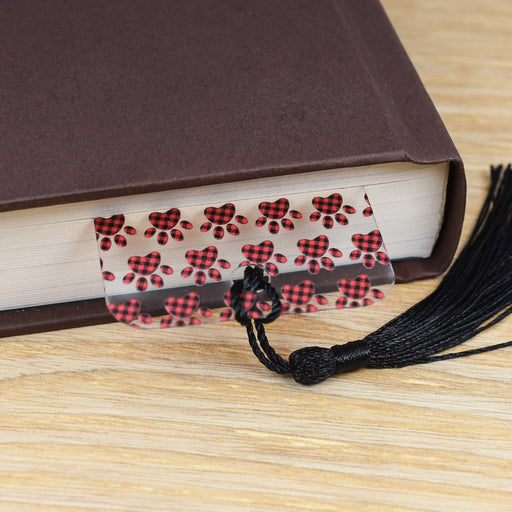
[1,1,511,510]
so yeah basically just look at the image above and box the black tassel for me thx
[231,164,512,385]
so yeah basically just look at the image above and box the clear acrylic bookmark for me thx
[93,186,394,329]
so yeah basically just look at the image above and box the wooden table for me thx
[1,1,511,510]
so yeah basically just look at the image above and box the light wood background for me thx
[1,1,511,510]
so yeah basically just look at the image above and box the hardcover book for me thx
[0,0,465,336]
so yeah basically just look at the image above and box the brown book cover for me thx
[0,0,465,337]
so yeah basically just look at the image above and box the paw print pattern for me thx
[294,235,343,274]
[241,240,287,277]
[144,208,193,245]
[280,280,328,315]
[336,274,385,308]
[350,230,390,269]
[181,246,231,286]
[160,292,212,327]
[95,215,137,251]
[200,203,248,240]
[255,198,302,234]
[122,251,173,292]
[309,193,356,228]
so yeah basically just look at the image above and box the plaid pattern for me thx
[123,272,135,284]
[309,211,322,222]
[351,230,383,253]
[363,254,375,269]
[108,298,141,324]
[208,268,222,282]
[312,193,342,214]
[320,256,334,271]
[198,306,212,318]
[371,288,385,300]
[204,203,236,224]
[136,277,148,292]
[150,275,164,288]
[268,220,280,234]
[375,251,390,265]
[160,315,173,328]
[165,292,200,318]
[363,194,373,217]
[185,246,218,269]
[226,224,240,236]
[170,229,184,242]
[337,274,371,300]
[350,249,362,261]
[102,270,115,281]
[323,216,334,229]
[258,198,290,219]
[181,267,193,278]
[307,260,320,275]
[99,237,112,251]
[281,280,315,306]
[114,234,127,247]
[194,270,207,286]
[329,248,343,258]
[281,218,294,231]
[213,226,224,240]
[297,235,329,258]
[265,262,279,277]
[149,209,181,230]
[94,215,125,236]
[128,251,161,275]
[220,308,233,322]
[335,296,348,309]
[124,226,137,235]
[139,313,153,325]
[334,213,348,226]
[242,240,274,264]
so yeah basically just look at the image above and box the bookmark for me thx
[94,186,394,329]
[94,165,512,385]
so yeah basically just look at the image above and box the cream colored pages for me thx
[0,162,448,310]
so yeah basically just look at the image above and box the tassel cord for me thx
[365,164,512,368]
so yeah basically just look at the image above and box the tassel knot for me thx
[289,340,370,385]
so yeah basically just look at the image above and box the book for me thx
[0,0,465,337]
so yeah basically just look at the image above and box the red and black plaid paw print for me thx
[294,235,343,274]
[122,251,173,292]
[95,215,136,251]
[160,292,212,327]
[200,203,248,240]
[181,246,231,286]
[255,198,302,234]
[336,274,385,308]
[309,193,356,228]
[144,208,193,245]
[350,230,390,269]
[241,240,287,277]
[280,280,328,314]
